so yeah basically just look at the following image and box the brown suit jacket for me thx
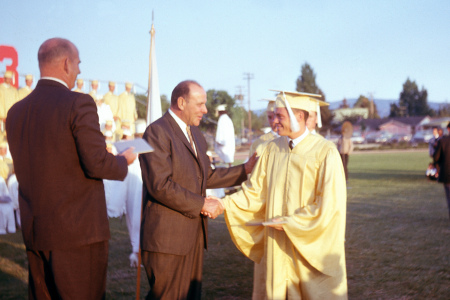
[434,136,450,184]
[139,112,247,255]
[6,79,128,250]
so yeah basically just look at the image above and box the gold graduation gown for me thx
[117,91,137,122]
[103,91,119,116]
[18,86,32,100]
[224,134,348,299]
[249,131,278,156]
[0,83,18,119]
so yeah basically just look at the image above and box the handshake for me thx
[201,196,224,219]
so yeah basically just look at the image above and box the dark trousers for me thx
[142,226,204,300]
[26,240,108,300]
[340,154,349,180]
[443,183,450,219]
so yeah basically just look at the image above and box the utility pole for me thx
[243,72,254,141]
[234,86,245,140]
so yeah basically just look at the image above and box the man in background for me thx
[6,37,136,299]
[89,79,99,100]
[214,104,235,167]
[433,122,450,219]
[248,99,278,156]
[103,81,119,120]
[74,78,84,93]
[118,82,137,130]
[18,74,34,100]
[0,70,18,125]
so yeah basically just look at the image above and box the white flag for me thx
[147,23,162,125]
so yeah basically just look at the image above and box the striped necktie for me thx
[187,126,197,156]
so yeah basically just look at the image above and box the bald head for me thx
[38,38,81,90]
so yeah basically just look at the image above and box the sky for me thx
[2,0,450,111]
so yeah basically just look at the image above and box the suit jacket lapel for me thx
[165,113,199,161]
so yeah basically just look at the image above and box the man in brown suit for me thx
[6,38,136,300]
[139,80,256,299]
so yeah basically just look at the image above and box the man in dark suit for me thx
[139,80,256,299]
[6,38,137,300]
[434,122,450,219]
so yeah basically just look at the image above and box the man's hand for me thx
[244,152,258,174]
[129,252,139,268]
[119,147,137,165]
[201,196,224,219]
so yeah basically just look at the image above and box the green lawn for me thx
[1,150,449,299]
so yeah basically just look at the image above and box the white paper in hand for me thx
[114,138,154,154]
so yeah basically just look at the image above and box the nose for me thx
[273,115,280,125]
[202,105,207,114]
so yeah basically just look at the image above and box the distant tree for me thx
[436,103,450,117]
[136,93,147,119]
[395,78,434,117]
[201,90,242,135]
[295,62,332,129]
[339,98,349,108]
[136,93,169,120]
[354,95,380,118]
[389,102,401,117]
[161,94,170,113]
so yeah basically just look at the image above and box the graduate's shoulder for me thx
[305,134,339,159]
[309,134,337,151]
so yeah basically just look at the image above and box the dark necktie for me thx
[289,140,294,150]
[187,126,197,156]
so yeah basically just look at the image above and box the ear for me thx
[63,57,70,75]
[295,111,303,123]
[177,97,186,111]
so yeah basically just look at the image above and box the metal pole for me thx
[243,73,254,141]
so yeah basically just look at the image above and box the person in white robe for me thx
[212,90,348,299]
[125,121,145,267]
[7,173,20,228]
[95,95,116,133]
[0,176,15,234]
[214,104,235,166]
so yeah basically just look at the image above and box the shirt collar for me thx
[288,128,310,149]
[169,108,189,139]
[40,77,69,89]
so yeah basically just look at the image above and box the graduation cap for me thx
[259,98,276,112]
[270,90,329,132]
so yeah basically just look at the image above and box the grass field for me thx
[1,150,449,299]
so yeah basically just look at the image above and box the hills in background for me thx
[328,98,446,118]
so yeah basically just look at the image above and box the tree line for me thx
[135,62,448,135]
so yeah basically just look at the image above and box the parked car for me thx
[411,130,434,144]
[365,131,393,144]
[388,133,412,144]
[351,132,365,144]
[325,134,340,145]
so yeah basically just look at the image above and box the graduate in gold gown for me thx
[18,74,34,100]
[103,81,119,119]
[249,99,279,157]
[117,82,137,122]
[219,90,348,299]
[0,71,19,123]
[74,78,84,93]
